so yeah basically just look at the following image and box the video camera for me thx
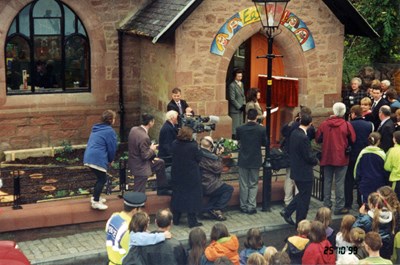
[180,114,219,133]
[212,137,225,154]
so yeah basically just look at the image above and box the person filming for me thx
[199,136,234,221]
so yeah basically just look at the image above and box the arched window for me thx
[5,0,90,95]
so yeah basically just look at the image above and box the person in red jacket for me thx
[315,102,356,215]
[302,220,335,265]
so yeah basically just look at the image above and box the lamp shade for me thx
[253,0,290,29]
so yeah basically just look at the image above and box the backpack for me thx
[270,148,290,171]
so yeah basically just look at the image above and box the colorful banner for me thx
[281,10,315,52]
[210,7,315,56]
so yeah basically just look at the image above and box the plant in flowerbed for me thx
[0,142,127,205]
[220,138,239,172]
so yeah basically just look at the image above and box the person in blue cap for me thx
[105,192,146,265]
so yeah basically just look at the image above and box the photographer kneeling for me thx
[199,136,234,221]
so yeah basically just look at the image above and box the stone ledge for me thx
[0,180,284,232]
[3,144,87,161]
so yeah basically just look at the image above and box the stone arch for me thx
[213,21,308,103]
[209,21,309,138]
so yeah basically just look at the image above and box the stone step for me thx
[0,179,284,232]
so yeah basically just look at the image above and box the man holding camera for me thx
[228,69,246,139]
[199,136,234,221]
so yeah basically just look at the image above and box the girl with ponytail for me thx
[354,132,389,203]
[352,192,394,259]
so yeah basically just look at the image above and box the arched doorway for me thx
[226,32,287,145]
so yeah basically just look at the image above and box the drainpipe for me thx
[118,30,126,142]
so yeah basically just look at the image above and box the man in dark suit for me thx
[280,113,318,226]
[378,105,395,152]
[236,108,267,214]
[128,113,171,195]
[228,69,246,139]
[158,110,179,165]
[122,209,187,265]
[345,105,374,209]
[167,87,192,116]
[371,85,390,130]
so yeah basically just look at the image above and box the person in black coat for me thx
[377,105,395,153]
[371,85,390,130]
[236,108,267,214]
[344,105,374,209]
[167,87,192,116]
[280,106,315,207]
[158,110,179,165]
[280,113,318,226]
[170,126,203,228]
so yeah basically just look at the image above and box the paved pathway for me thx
[16,197,357,265]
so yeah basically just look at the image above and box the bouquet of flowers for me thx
[222,138,239,153]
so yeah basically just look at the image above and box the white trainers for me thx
[91,201,108,210]
[91,196,106,204]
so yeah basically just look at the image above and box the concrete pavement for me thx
[15,197,357,265]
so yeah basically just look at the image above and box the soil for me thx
[0,144,239,206]
[0,145,127,206]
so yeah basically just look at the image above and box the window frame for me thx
[5,0,91,95]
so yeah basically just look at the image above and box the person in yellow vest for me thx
[105,192,146,265]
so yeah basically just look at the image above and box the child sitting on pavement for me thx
[315,207,336,248]
[282,219,310,265]
[263,247,277,265]
[128,211,171,247]
[359,231,393,264]
[239,228,267,265]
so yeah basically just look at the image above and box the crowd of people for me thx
[105,191,398,265]
[84,75,400,264]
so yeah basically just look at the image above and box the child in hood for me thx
[283,220,310,265]
[202,223,239,265]
[352,192,394,259]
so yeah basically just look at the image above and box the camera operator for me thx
[199,136,234,221]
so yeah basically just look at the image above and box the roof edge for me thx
[152,0,199,43]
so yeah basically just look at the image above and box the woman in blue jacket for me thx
[83,110,117,210]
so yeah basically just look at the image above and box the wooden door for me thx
[249,33,285,145]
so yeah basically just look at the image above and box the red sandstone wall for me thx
[0,0,149,151]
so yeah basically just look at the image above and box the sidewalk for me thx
[16,197,357,265]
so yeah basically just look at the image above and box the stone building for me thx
[0,0,376,151]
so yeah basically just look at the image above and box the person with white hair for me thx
[158,110,179,164]
[342,77,366,120]
[381,80,391,99]
[316,102,356,215]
